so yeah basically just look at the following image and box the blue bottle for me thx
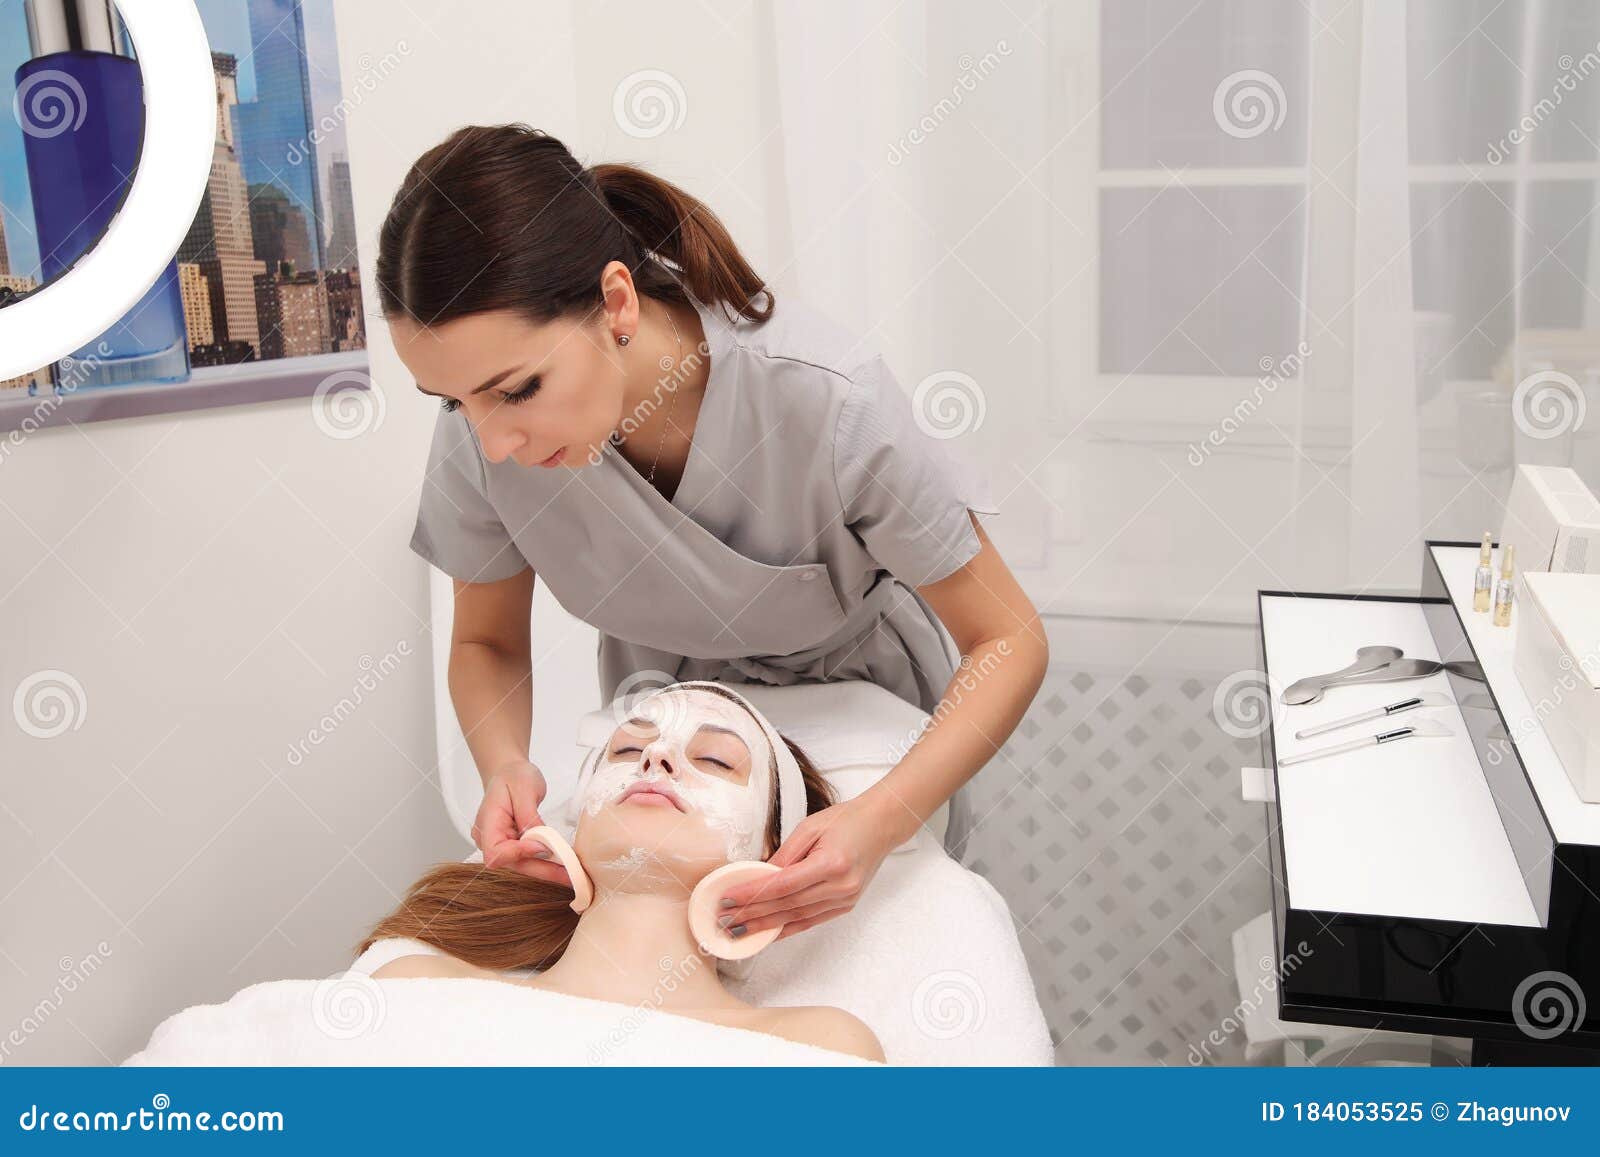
[16,0,190,388]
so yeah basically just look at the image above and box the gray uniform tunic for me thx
[409,291,999,720]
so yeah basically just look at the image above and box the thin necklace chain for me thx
[646,304,686,485]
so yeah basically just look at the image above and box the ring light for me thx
[0,0,214,381]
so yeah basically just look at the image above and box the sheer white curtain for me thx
[767,0,1599,611]
[752,0,1600,1063]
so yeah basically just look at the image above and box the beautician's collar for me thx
[684,288,740,365]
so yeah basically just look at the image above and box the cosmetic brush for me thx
[1279,717,1453,767]
[1293,691,1453,740]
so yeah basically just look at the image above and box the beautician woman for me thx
[377,124,1047,938]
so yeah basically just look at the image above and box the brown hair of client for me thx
[359,687,834,972]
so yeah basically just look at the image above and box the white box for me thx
[1514,571,1600,803]
[1500,464,1600,575]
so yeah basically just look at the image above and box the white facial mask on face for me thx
[580,687,775,862]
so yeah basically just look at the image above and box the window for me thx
[1045,0,1312,431]
[1406,0,1600,382]
[1046,0,1600,429]
[0,0,367,426]
[1032,0,1600,619]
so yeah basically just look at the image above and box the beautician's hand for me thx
[717,793,906,940]
[474,759,572,887]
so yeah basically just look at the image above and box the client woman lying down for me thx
[358,681,883,1062]
[126,682,882,1065]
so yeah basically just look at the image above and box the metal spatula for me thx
[1280,646,1403,705]
[1295,658,1444,702]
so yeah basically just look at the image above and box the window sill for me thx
[0,349,370,433]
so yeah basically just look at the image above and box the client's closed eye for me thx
[611,743,734,771]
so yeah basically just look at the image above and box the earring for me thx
[616,333,630,346]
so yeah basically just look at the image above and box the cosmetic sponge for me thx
[688,861,783,960]
[519,825,594,913]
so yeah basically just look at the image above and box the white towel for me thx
[123,825,1051,1067]
[724,832,1054,1066]
[350,831,1053,1066]
[121,975,876,1067]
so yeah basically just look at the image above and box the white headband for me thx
[566,680,806,855]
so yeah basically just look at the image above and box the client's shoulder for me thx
[764,1004,885,1064]
[369,952,489,980]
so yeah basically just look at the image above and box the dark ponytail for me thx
[375,123,773,331]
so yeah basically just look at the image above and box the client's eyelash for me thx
[611,744,734,770]
[437,376,542,413]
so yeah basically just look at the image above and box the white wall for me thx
[332,2,605,810]
[0,1,601,1065]
[0,0,904,1065]
[0,367,459,1063]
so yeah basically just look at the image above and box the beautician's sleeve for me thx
[832,356,1001,589]
[408,409,529,583]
